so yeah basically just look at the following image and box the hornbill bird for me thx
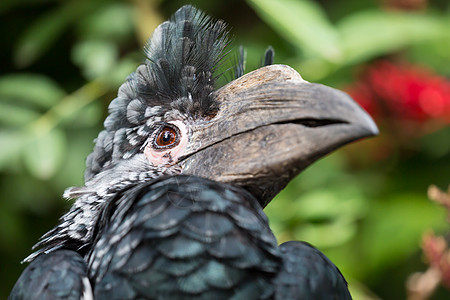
[9,5,378,300]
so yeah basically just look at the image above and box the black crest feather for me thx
[138,5,229,114]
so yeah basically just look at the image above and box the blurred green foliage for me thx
[0,0,449,299]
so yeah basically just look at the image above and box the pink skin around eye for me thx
[144,120,189,167]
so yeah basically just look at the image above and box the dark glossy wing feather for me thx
[274,241,352,300]
[9,250,91,300]
[88,176,281,299]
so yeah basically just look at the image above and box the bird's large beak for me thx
[181,65,378,207]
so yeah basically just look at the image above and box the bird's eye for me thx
[154,126,179,149]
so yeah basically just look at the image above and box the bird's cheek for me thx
[145,148,173,166]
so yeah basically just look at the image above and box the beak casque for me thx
[181,65,378,206]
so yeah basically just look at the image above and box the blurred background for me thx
[0,0,449,298]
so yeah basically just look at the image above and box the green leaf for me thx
[361,193,447,274]
[76,2,134,41]
[338,10,449,65]
[408,37,450,75]
[0,130,31,169]
[419,126,450,158]
[247,0,342,62]
[294,152,347,190]
[0,74,66,108]
[103,56,140,87]
[294,219,357,248]
[293,188,366,221]
[51,128,100,190]
[22,128,67,180]
[71,40,119,80]
[0,101,40,126]
[13,1,97,67]
[60,101,102,128]
[289,186,365,247]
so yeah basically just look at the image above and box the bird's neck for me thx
[27,155,182,261]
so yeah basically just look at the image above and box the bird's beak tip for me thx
[365,114,380,137]
[352,102,380,139]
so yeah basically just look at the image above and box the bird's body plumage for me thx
[11,176,351,299]
[10,5,379,299]
[89,176,280,299]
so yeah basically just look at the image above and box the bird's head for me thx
[67,5,378,208]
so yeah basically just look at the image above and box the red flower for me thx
[347,60,450,124]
